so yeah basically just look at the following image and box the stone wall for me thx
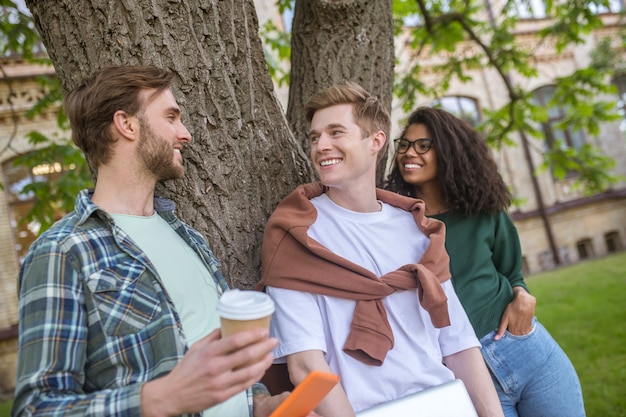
[515,194,626,274]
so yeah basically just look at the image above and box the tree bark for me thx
[25,0,314,288]
[287,0,395,185]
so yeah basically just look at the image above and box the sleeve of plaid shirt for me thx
[13,236,143,416]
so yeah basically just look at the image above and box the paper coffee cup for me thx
[217,289,275,338]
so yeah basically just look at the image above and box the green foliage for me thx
[0,0,43,59]
[26,75,66,120]
[538,141,623,194]
[392,0,420,35]
[259,18,291,87]
[552,67,621,135]
[1,0,93,235]
[10,135,92,232]
[539,0,607,52]
[274,0,293,14]
[391,0,624,195]
[590,34,626,74]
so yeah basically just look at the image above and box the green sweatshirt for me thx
[430,210,529,339]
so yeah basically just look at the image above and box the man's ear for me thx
[371,130,387,153]
[112,110,138,141]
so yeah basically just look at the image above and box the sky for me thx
[14,0,29,14]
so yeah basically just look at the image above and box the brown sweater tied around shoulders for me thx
[257,182,451,366]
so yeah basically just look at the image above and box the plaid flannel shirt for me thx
[13,190,267,416]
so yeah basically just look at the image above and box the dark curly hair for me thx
[384,107,511,215]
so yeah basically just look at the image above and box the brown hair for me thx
[64,65,175,172]
[385,107,511,215]
[305,82,391,158]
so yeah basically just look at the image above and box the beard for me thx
[137,117,184,181]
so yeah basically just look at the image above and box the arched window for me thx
[431,96,482,127]
[532,85,586,151]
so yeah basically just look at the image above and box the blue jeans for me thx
[480,318,586,417]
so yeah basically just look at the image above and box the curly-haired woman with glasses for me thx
[385,107,586,417]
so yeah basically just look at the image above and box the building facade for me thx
[390,2,626,274]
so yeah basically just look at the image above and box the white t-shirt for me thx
[266,194,479,412]
[111,213,249,417]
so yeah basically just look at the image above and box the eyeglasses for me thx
[394,138,433,154]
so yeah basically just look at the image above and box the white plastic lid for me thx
[216,289,275,320]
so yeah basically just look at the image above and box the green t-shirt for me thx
[430,210,529,339]
[111,213,249,417]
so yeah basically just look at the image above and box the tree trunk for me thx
[287,0,395,185]
[25,0,314,288]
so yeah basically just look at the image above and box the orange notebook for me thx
[269,370,340,417]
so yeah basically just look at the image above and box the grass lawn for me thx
[1,252,624,417]
[527,251,626,417]
[0,400,9,417]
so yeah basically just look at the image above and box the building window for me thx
[2,155,66,264]
[431,96,482,127]
[538,249,555,271]
[605,231,623,253]
[533,85,586,152]
[612,75,626,132]
[576,238,595,260]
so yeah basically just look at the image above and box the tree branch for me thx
[414,1,522,139]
